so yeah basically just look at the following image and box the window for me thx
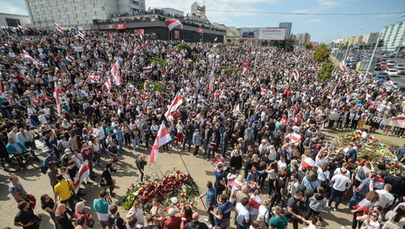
[5,18,21,27]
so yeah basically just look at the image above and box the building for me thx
[0,13,31,27]
[161,8,184,17]
[380,20,405,51]
[24,0,145,28]
[293,32,311,45]
[224,26,240,44]
[362,32,379,45]
[279,22,292,39]
[191,2,206,19]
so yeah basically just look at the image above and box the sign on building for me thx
[115,24,127,30]
[258,28,286,40]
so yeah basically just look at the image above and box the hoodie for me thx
[309,194,327,213]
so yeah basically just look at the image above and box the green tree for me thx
[317,62,334,81]
[314,43,330,62]
[304,42,313,50]
[268,38,294,52]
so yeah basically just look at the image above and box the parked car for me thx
[397,67,405,75]
[374,64,382,70]
[385,68,398,76]
[380,62,387,69]
[375,75,386,83]
[387,60,395,68]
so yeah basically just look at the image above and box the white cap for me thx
[168,208,176,217]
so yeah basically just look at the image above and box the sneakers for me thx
[204,219,209,222]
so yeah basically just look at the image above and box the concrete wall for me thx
[0,13,31,27]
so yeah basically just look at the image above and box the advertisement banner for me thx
[196,28,204,34]
[115,24,127,30]
[258,28,286,40]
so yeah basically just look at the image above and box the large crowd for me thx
[1,27,405,229]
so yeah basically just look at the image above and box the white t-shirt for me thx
[331,174,351,191]
[375,189,395,208]
[236,202,249,226]
[256,205,269,223]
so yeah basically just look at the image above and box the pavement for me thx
[0,141,356,229]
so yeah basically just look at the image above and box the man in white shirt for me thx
[328,167,352,211]
[375,184,395,209]
[236,197,250,229]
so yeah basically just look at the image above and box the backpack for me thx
[111,217,118,229]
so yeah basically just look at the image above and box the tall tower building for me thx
[279,22,292,39]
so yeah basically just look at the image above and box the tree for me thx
[304,42,313,50]
[317,62,334,81]
[268,38,294,52]
[314,43,330,62]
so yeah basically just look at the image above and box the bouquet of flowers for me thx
[337,131,404,174]
[121,171,199,213]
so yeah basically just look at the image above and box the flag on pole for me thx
[164,94,183,118]
[73,160,90,193]
[214,37,218,42]
[142,66,152,73]
[301,157,315,171]
[242,61,249,74]
[165,19,183,31]
[148,123,172,162]
[53,83,62,115]
[292,69,300,81]
[54,23,64,32]
[111,60,122,86]
[340,60,347,71]
[108,31,113,42]
[65,55,75,62]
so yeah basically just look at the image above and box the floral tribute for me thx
[121,170,199,212]
[338,131,404,174]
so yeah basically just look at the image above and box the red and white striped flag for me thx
[17,25,23,29]
[291,55,300,61]
[53,83,62,115]
[21,50,33,59]
[111,60,122,86]
[164,94,183,119]
[148,123,172,162]
[76,31,85,38]
[108,31,113,42]
[104,78,112,92]
[143,66,152,73]
[301,157,315,171]
[165,19,183,31]
[249,195,262,210]
[233,104,240,117]
[54,23,64,32]
[73,160,90,193]
[290,132,301,144]
[340,60,347,71]
[292,69,300,81]
[65,55,74,62]
[385,80,397,88]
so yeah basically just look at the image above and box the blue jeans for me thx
[93,152,101,167]
[117,139,124,153]
[132,138,140,151]
[348,192,364,209]
[328,188,344,209]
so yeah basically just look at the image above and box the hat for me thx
[168,208,176,217]
[306,171,317,182]
[64,149,72,154]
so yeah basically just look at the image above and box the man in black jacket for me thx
[185,212,208,229]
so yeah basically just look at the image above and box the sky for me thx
[1,0,405,42]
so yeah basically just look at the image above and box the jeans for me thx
[329,188,344,209]
[61,195,75,216]
[132,138,140,151]
[348,192,364,209]
[93,152,101,167]
[193,145,200,156]
[208,206,215,226]
[116,139,124,153]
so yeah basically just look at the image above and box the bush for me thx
[144,81,164,91]
[304,42,313,50]
[176,43,192,53]
[147,57,166,67]
[219,66,237,74]
[314,43,330,62]
[317,62,334,81]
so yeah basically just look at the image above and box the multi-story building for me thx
[362,32,379,45]
[0,13,31,27]
[279,22,292,39]
[24,0,145,28]
[380,20,405,51]
[293,32,311,45]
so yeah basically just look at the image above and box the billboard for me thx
[258,28,286,40]
[240,27,286,40]
[115,24,126,30]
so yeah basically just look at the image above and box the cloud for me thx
[307,19,321,23]
[316,0,339,6]
[0,0,28,15]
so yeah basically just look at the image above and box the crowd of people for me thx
[1,26,405,229]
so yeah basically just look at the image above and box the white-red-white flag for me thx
[54,23,64,32]
[164,94,183,119]
[290,132,301,144]
[53,83,62,115]
[111,60,122,86]
[17,25,23,29]
[21,50,33,59]
[148,123,172,162]
[385,80,397,88]
[292,69,300,81]
[143,66,152,73]
[249,194,262,209]
[73,160,90,193]
[76,31,85,38]
[65,55,75,62]
[104,78,112,92]
[291,55,300,61]
[165,19,183,31]
[233,104,240,117]
[301,157,315,171]
[340,60,347,71]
